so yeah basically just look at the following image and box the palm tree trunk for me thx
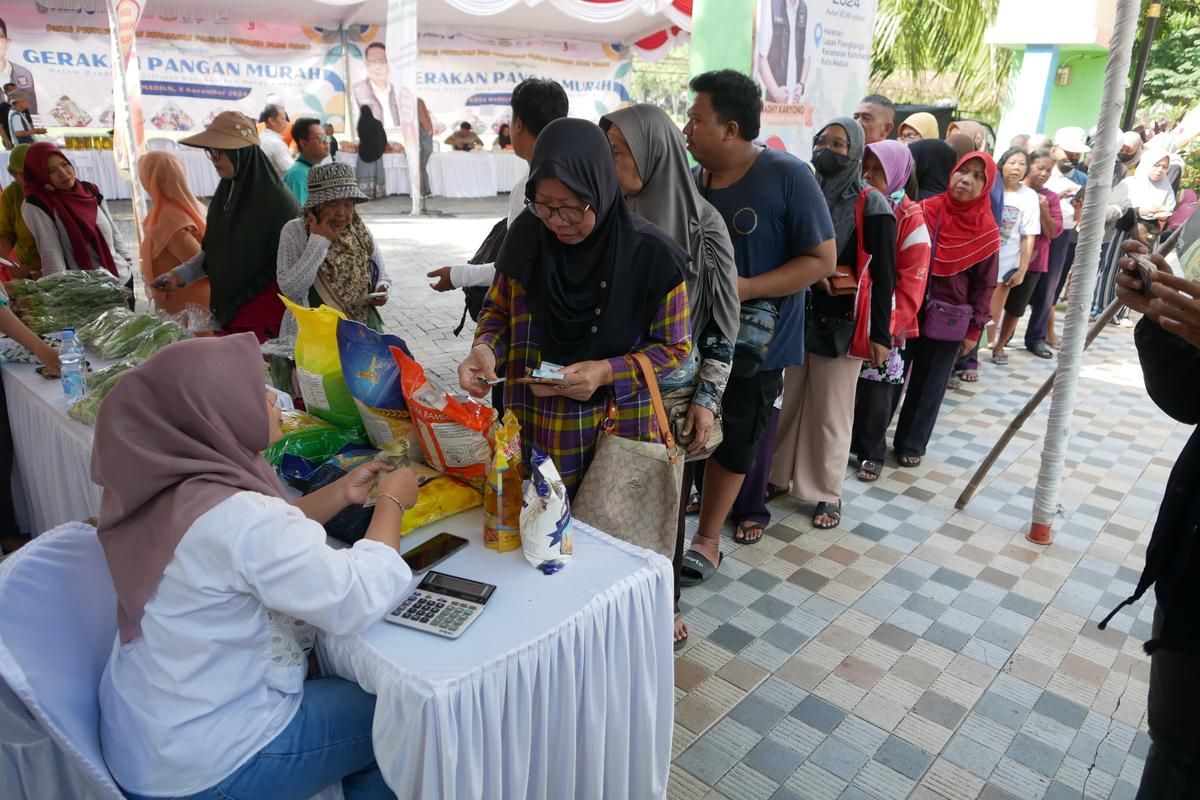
[1026,0,1142,544]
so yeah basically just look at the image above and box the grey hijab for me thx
[815,116,892,255]
[601,104,740,346]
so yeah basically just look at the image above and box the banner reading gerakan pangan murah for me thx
[752,0,878,159]
[2,5,348,131]
[347,29,632,138]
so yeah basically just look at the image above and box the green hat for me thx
[7,143,30,175]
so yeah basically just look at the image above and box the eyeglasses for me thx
[813,135,850,150]
[527,200,591,225]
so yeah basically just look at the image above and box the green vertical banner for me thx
[689,0,757,76]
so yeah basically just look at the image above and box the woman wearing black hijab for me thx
[909,139,959,200]
[457,118,691,495]
[355,105,387,199]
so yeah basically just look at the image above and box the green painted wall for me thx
[689,0,756,78]
[1042,49,1109,135]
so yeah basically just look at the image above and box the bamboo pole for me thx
[955,225,1183,512]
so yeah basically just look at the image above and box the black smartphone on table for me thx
[402,533,469,573]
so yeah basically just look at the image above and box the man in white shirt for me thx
[756,0,810,105]
[6,90,43,145]
[352,43,401,128]
[426,78,569,293]
[258,104,293,177]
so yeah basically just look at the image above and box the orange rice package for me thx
[484,410,523,552]
[390,346,495,488]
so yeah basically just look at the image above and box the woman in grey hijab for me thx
[602,103,740,652]
[769,116,896,530]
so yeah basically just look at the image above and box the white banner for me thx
[384,0,421,207]
[349,29,633,140]
[2,5,349,131]
[752,0,878,159]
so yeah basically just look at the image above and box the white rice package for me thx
[519,446,574,574]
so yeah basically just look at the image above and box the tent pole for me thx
[1023,0,1143,545]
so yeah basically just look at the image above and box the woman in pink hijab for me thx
[93,333,417,800]
[850,140,931,482]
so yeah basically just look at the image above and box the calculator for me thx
[384,571,496,639]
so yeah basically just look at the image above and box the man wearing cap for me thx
[6,90,44,145]
[154,111,301,343]
[282,117,330,206]
[1053,126,1091,187]
[0,18,37,117]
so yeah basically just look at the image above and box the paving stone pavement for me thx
[112,198,1172,799]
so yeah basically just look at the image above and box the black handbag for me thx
[805,308,855,358]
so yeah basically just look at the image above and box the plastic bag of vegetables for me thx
[67,359,141,425]
[78,307,137,350]
[131,319,190,360]
[96,314,163,359]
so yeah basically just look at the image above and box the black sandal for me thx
[856,460,881,482]
[733,520,765,545]
[897,454,922,468]
[813,500,841,530]
[680,548,723,587]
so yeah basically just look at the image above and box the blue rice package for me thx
[519,446,574,574]
[336,318,420,452]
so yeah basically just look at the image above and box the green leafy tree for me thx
[870,0,1011,120]
[1139,1,1200,116]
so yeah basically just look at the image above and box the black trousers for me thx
[1137,608,1200,799]
[672,461,698,610]
[851,378,899,464]
[893,337,960,458]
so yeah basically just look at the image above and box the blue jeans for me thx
[124,678,392,800]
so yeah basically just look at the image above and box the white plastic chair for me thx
[0,522,125,799]
[0,523,343,800]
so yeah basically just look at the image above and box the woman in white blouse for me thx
[93,333,417,800]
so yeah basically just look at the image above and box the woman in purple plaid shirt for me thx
[457,118,692,495]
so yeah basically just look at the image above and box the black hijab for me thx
[203,145,300,327]
[495,118,686,366]
[909,139,958,200]
[497,124,512,149]
[357,105,386,163]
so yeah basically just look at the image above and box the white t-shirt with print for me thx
[998,185,1041,278]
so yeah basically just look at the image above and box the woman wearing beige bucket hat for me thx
[153,111,300,342]
[264,161,391,375]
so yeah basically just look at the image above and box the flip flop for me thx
[991,352,1010,365]
[1027,343,1054,359]
[680,548,724,587]
[948,376,962,391]
[765,484,788,503]
[734,520,765,545]
[856,460,881,482]
[959,369,980,383]
[897,454,922,468]
[813,500,842,530]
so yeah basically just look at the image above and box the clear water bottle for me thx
[60,328,87,403]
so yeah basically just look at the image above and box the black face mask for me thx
[812,148,852,178]
[1118,150,1137,164]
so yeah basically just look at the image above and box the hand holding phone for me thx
[1131,253,1159,299]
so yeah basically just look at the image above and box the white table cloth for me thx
[1,362,103,535]
[338,153,411,197]
[319,509,675,800]
[492,151,529,194]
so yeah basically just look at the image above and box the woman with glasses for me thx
[153,111,300,343]
[457,118,691,495]
[768,118,896,530]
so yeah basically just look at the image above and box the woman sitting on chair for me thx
[95,334,417,800]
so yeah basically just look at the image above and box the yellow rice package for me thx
[280,297,362,431]
[402,465,484,535]
[484,410,523,552]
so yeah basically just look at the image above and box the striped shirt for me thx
[474,274,691,495]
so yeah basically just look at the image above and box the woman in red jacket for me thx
[851,140,931,481]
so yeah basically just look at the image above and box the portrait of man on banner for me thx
[354,41,402,128]
[755,0,811,107]
[0,16,39,115]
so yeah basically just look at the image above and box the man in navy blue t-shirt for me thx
[679,69,835,582]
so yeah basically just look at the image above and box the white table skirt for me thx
[318,509,675,800]
[0,148,520,200]
[2,362,103,535]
